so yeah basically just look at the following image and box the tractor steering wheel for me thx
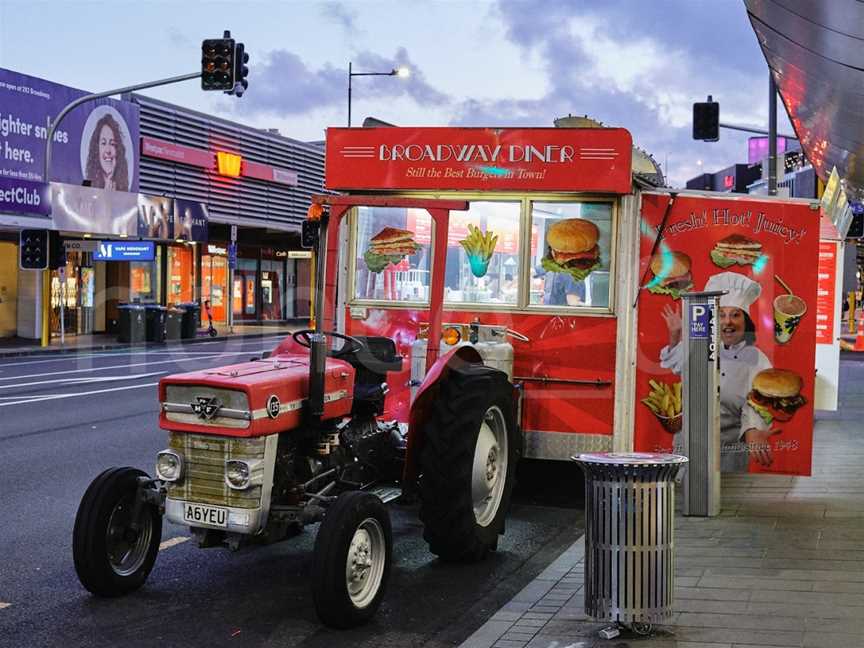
[292,329,367,359]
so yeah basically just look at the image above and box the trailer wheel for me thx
[312,491,392,629]
[73,467,162,597]
[418,364,519,562]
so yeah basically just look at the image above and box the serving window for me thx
[528,201,613,309]
[353,206,432,303]
[349,197,616,313]
[443,201,521,306]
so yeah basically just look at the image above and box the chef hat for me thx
[704,272,761,312]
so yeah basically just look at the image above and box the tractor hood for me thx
[158,353,355,437]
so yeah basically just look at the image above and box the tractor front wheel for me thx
[418,364,519,562]
[73,467,162,597]
[312,491,393,628]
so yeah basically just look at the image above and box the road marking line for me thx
[0,349,274,382]
[159,536,190,551]
[0,602,10,610]
[0,382,160,407]
[0,371,167,390]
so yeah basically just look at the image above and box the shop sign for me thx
[325,127,632,193]
[63,239,98,252]
[0,68,140,190]
[0,177,49,216]
[136,194,208,242]
[287,250,312,259]
[207,244,227,256]
[94,240,155,261]
[140,137,212,169]
[815,241,837,345]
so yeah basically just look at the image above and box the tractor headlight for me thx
[225,460,251,490]
[156,450,184,482]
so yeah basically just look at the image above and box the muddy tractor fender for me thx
[402,345,484,487]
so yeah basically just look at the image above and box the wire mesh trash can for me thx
[572,452,688,627]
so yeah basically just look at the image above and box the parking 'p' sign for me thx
[689,304,711,339]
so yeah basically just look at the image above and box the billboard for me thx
[635,194,818,476]
[94,241,155,261]
[0,68,140,191]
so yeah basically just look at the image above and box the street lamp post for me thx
[347,61,409,127]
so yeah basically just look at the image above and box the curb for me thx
[0,330,293,359]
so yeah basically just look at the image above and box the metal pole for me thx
[718,122,797,139]
[768,72,778,196]
[348,61,352,127]
[59,266,65,346]
[43,71,201,182]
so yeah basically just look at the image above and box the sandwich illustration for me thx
[746,368,806,425]
[541,218,601,282]
[710,234,763,268]
[647,250,693,299]
[363,227,421,272]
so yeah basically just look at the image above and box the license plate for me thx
[183,503,228,528]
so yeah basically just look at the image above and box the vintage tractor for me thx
[72,196,524,628]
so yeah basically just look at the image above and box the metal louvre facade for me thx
[130,94,325,230]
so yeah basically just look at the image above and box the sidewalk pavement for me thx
[0,322,303,358]
[461,360,864,648]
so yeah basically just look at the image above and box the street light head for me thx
[394,66,410,78]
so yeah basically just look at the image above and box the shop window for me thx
[529,201,613,309]
[130,247,160,303]
[353,207,431,303]
[202,253,228,323]
[261,255,285,320]
[167,245,196,306]
[443,202,521,305]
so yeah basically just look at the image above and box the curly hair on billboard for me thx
[85,114,129,191]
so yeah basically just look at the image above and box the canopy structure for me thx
[745,1,864,202]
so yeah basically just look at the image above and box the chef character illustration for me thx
[659,272,775,472]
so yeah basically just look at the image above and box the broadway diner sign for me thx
[325,127,633,194]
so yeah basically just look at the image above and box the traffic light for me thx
[693,96,720,142]
[201,33,235,91]
[48,231,66,269]
[19,229,48,270]
[229,42,249,97]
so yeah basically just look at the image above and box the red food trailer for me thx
[323,125,819,475]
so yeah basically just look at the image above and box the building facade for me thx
[0,68,323,342]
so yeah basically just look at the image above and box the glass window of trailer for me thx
[529,201,613,309]
[443,201,521,305]
[354,207,432,303]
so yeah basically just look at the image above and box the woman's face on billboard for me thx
[719,306,746,346]
[98,124,116,178]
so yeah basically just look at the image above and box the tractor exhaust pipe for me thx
[309,213,329,417]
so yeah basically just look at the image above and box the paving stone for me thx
[697,575,813,591]
[676,587,754,601]
[460,620,514,648]
[492,640,529,648]
[512,619,547,628]
[671,626,804,646]
[674,598,750,614]
[501,631,537,642]
[801,632,864,648]
[676,612,805,631]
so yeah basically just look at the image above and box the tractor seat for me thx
[345,336,403,376]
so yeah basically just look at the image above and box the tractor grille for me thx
[166,433,265,509]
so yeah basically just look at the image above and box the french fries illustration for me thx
[642,379,682,432]
[459,223,498,277]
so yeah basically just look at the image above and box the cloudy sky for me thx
[0,0,791,186]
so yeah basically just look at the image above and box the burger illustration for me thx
[363,227,421,273]
[647,250,693,299]
[746,368,806,425]
[710,234,763,268]
[541,218,601,281]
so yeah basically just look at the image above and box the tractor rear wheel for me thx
[418,364,519,562]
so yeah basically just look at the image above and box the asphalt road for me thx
[0,337,585,648]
